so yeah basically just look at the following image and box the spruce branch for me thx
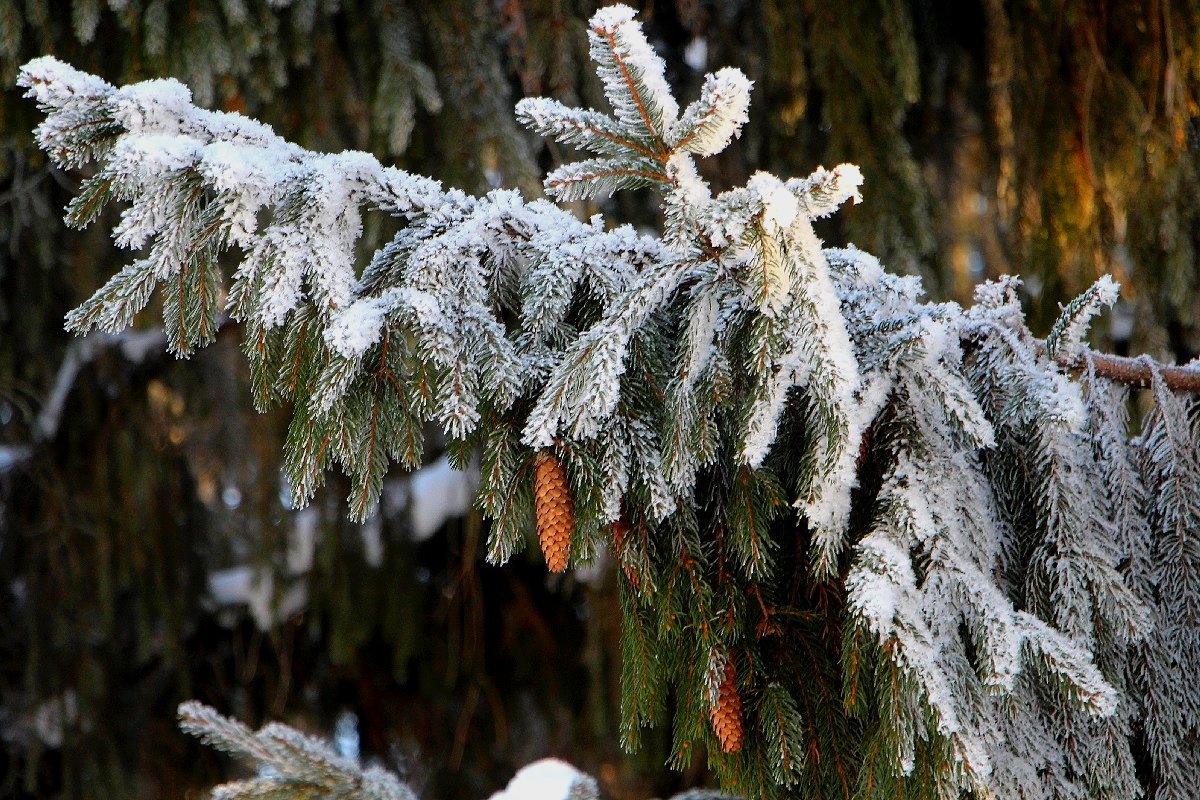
[515,98,660,160]
[1045,275,1119,360]
[21,5,1200,798]
[177,702,417,800]
[668,68,753,157]
[587,6,677,148]
[543,158,671,200]
[1035,274,1200,390]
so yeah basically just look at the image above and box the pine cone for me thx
[534,450,574,573]
[710,661,744,754]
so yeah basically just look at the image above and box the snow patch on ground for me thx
[489,759,595,800]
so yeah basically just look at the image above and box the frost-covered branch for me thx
[180,702,735,800]
[1042,274,1200,391]
[178,702,417,800]
[22,6,1200,798]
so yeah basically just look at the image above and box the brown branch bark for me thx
[1063,350,1200,392]
[545,167,670,191]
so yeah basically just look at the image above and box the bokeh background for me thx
[2,1,1199,797]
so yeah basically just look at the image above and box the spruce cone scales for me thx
[534,450,574,573]
[711,661,744,753]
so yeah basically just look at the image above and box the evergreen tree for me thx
[18,6,1200,799]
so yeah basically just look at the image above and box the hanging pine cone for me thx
[534,450,574,573]
[710,660,744,754]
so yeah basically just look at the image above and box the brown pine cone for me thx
[710,660,744,754]
[534,450,574,573]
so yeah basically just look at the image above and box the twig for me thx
[1062,350,1200,392]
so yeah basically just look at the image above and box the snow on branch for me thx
[22,5,1200,798]
[180,702,735,800]
[1045,275,1119,360]
[668,68,753,157]
[178,702,416,800]
[587,5,679,143]
[19,44,670,516]
[519,7,751,203]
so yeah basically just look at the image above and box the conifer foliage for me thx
[177,702,417,800]
[19,6,1200,799]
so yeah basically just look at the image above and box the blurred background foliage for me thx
[1,1,1198,798]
